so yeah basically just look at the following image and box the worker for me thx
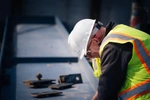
[68,19,150,100]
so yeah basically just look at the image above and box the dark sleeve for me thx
[97,42,132,100]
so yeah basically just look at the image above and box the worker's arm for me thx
[97,42,132,100]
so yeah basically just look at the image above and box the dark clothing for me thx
[97,23,133,100]
[98,42,132,100]
[105,22,116,36]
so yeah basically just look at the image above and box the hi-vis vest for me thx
[99,24,150,100]
[91,58,101,78]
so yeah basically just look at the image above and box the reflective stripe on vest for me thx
[101,33,150,100]
[119,79,150,100]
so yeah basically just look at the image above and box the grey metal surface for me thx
[16,24,74,57]
[2,62,97,100]
[1,17,98,100]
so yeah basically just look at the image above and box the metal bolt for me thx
[36,73,42,80]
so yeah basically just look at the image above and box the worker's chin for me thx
[85,55,95,59]
[85,53,100,59]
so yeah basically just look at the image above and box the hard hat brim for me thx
[68,19,96,59]
[82,20,96,59]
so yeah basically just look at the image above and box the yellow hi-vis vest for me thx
[99,24,150,100]
[91,58,101,78]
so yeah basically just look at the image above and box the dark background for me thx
[0,0,150,49]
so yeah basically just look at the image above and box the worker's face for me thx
[86,36,100,58]
[86,26,106,58]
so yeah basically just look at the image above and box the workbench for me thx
[0,16,98,100]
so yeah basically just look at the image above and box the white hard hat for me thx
[68,19,96,59]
